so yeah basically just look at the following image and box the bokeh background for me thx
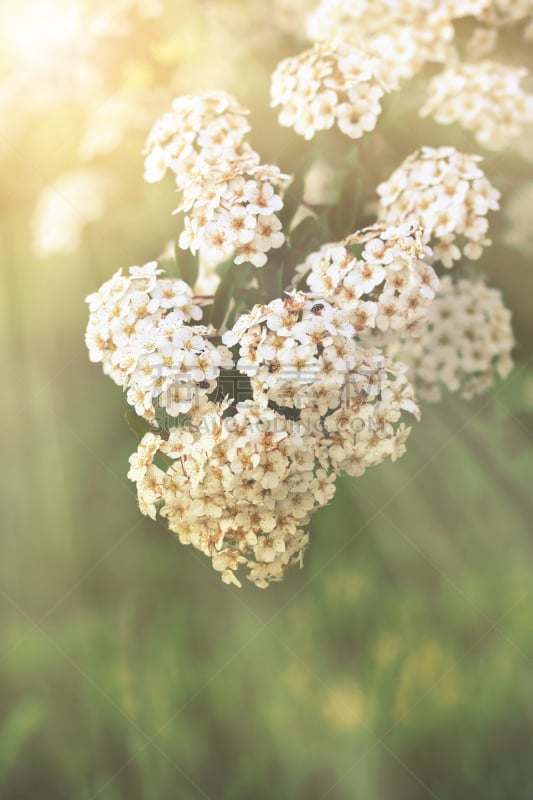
[1,1,533,798]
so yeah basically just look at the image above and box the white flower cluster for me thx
[270,39,392,141]
[305,0,486,82]
[127,404,334,588]
[298,224,439,339]
[127,293,418,587]
[390,276,514,401]
[222,292,419,475]
[223,293,355,411]
[144,91,288,267]
[85,261,233,421]
[177,162,287,268]
[421,62,533,151]
[144,91,253,185]
[377,147,500,268]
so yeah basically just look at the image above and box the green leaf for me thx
[274,138,316,175]
[346,144,360,168]
[279,173,305,228]
[282,214,328,286]
[232,263,254,296]
[156,256,177,274]
[175,245,199,288]
[329,168,364,240]
[225,264,255,328]
[211,260,239,330]
[124,408,153,441]
[154,407,190,436]
[240,287,264,307]
[289,215,326,251]
[216,258,233,278]
[258,264,283,304]
[211,259,257,329]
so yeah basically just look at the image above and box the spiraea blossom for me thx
[377,147,500,268]
[389,276,514,401]
[305,0,486,81]
[223,293,358,412]
[128,401,336,588]
[85,261,233,421]
[223,292,419,474]
[176,161,288,267]
[84,19,524,589]
[144,91,289,267]
[297,224,439,338]
[143,91,254,186]
[271,39,393,141]
[316,353,418,478]
[127,334,418,587]
[420,62,533,151]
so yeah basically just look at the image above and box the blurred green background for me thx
[1,1,533,798]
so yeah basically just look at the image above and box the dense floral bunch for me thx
[144,91,289,267]
[143,91,253,186]
[389,277,514,401]
[127,406,332,588]
[271,40,393,140]
[85,261,233,421]
[292,1,533,155]
[421,62,533,151]
[127,355,415,587]
[297,223,439,338]
[222,291,418,421]
[377,147,500,267]
[117,286,419,586]
[85,0,531,587]
[305,0,487,81]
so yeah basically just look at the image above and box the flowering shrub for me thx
[85,1,532,588]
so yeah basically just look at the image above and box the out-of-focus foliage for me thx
[1,0,532,798]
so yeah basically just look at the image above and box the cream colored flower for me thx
[271,40,392,141]
[389,276,514,401]
[377,147,500,266]
[421,62,533,151]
